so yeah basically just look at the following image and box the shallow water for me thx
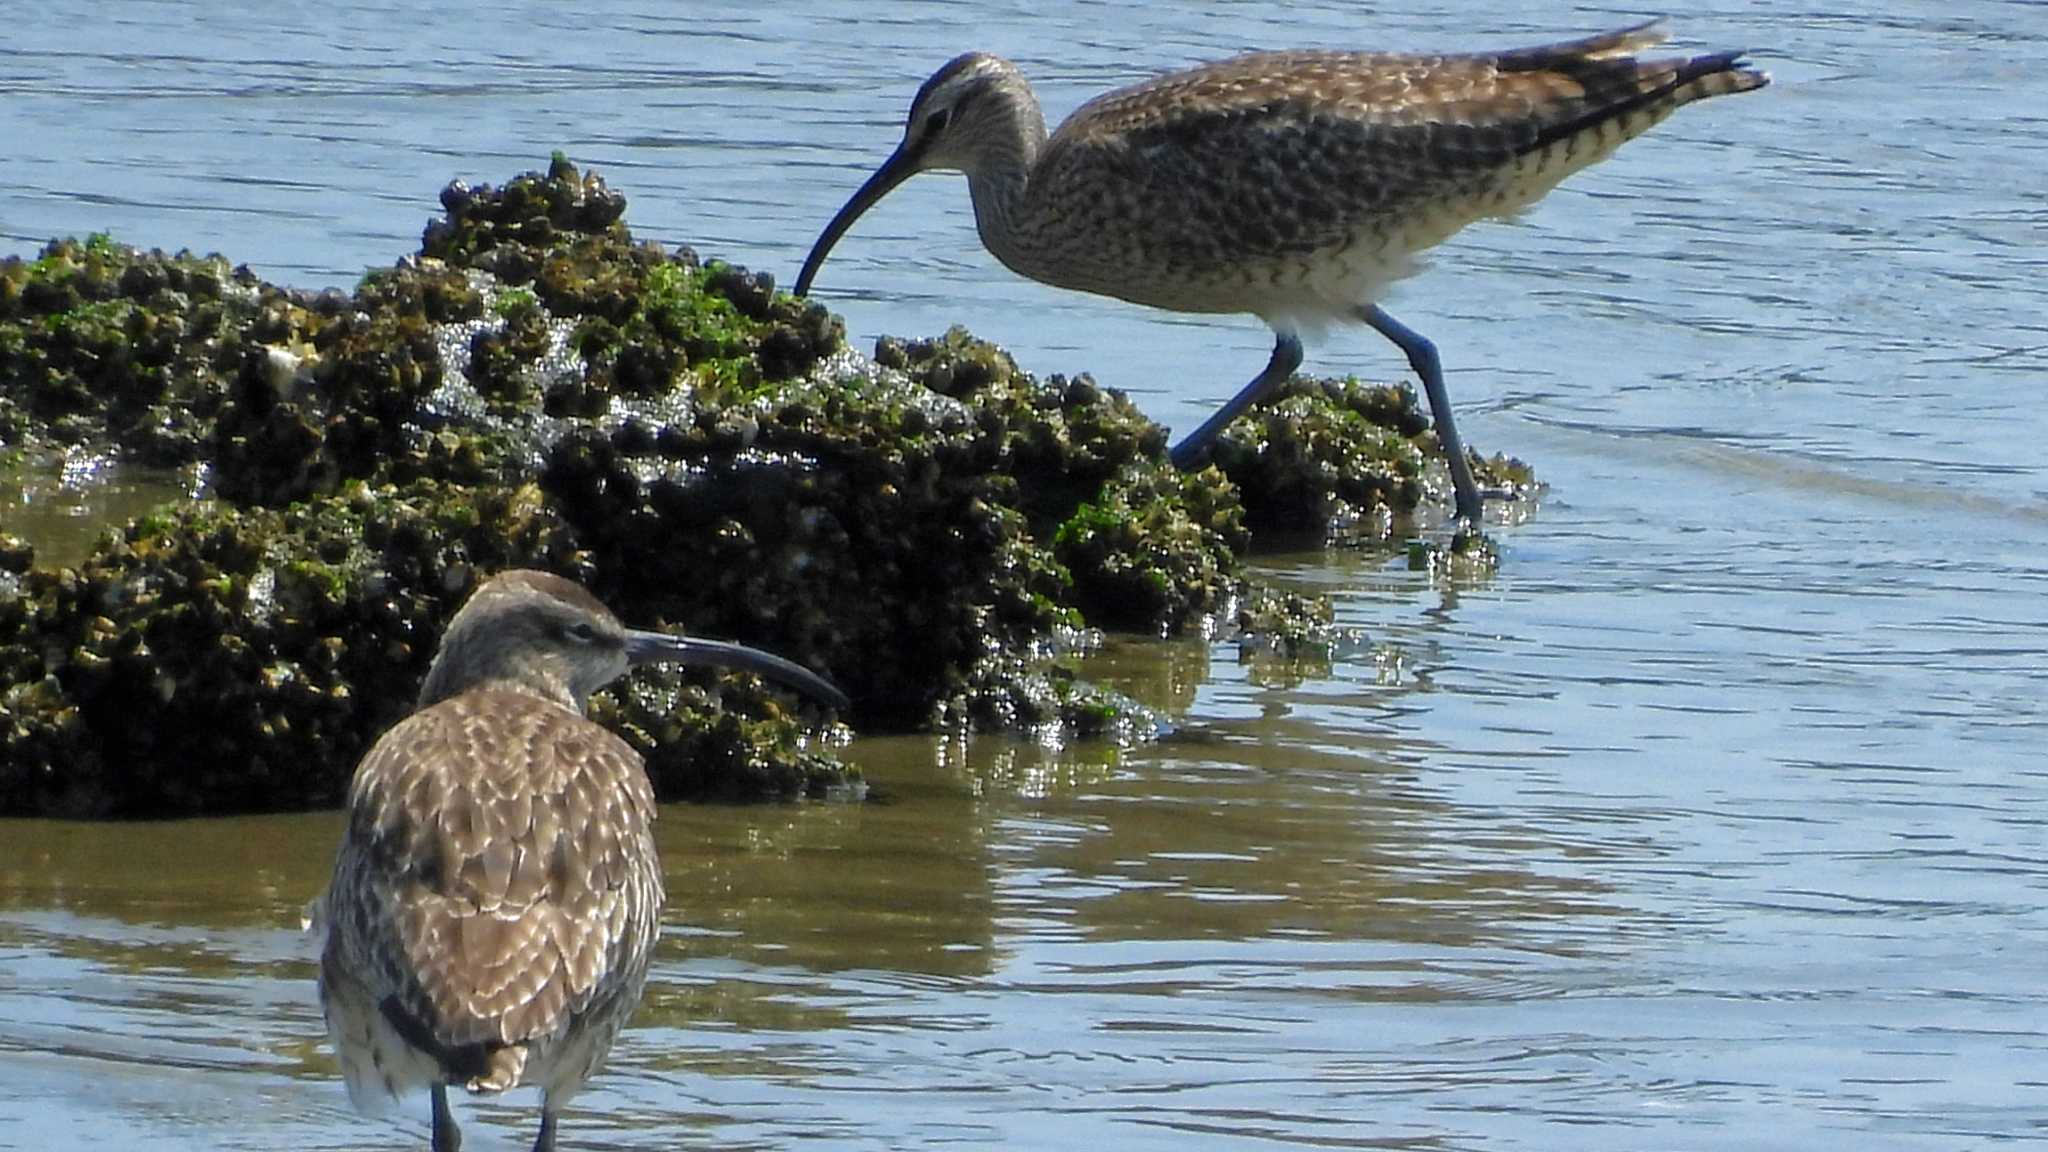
[4,1,2047,1149]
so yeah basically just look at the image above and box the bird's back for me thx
[1009,21,1766,320]
[319,689,664,1108]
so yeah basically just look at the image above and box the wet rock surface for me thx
[0,155,1528,817]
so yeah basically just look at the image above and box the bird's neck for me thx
[418,653,584,714]
[962,98,1049,274]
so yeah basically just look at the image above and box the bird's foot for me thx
[1405,526,1498,577]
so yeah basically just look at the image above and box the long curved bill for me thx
[794,144,919,297]
[625,630,850,711]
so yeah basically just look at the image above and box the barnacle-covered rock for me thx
[0,483,569,816]
[1052,463,1243,634]
[593,665,847,801]
[1206,375,1537,543]
[1204,376,1428,540]
[541,320,1263,727]
[0,155,1532,818]
[0,233,318,466]
[0,481,844,817]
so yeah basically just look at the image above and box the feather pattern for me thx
[947,21,1769,318]
[314,569,842,1151]
[320,689,662,1106]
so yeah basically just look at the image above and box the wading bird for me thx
[795,19,1767,525]
[317,570,846,1152]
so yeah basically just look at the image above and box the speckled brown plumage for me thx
[316,570,846,1152]
[321,690,662,1093]
[982,22,1767,314]
[795,19,1769,525]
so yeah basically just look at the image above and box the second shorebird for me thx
[795,19,1768,525]
[317,570,847,1152]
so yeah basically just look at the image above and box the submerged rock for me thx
[0,155,1529,818]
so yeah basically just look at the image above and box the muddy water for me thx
[4,0,2048,1149]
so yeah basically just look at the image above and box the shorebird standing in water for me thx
[795,19,1768,525]
[317,570,846,1152]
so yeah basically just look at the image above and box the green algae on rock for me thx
[1052,463,1244,635]
[1201,375,1538,544]
[540,319,1260,729]
[0,234,303,467]
[594,665,851,802]
[0,154,1530,818]
[0,483,567,817]
[0,481,844,818]
[1203,376,1428,540]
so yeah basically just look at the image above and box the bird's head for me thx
[419,570,848,714]
[795,53,1032,297]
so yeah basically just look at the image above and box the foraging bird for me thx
[317,570,847,1152]
[795,19,1768,525]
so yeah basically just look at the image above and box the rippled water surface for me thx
[4,1,2046,1148]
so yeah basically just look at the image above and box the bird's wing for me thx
[335,693,663,1064]
[1043,23,1763,260]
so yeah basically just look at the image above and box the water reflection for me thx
[0,451,199,569]
[652,753,998,981]
[0,813,334,928]
[0,641,1633,1145]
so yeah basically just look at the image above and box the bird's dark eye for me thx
[565,621,600,644]
[921,106,954,139]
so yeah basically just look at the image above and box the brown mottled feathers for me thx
[1061,21,1754,140]
[1032,20,1765,269]
[324,689,662,1088]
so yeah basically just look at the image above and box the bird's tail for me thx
[1504,22,1771,157]
[1523,16,1675,62]
[1482,20,1769,163]
[1429,22,1769,229]
[1661,48,1772,106]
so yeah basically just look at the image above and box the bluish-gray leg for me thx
[531,1108,558,1152]
[1360,304,1484,525]
[431,1084,461,1152]
[1168,331,1305,469]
